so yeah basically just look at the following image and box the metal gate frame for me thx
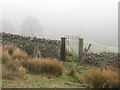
[61,36,83,62]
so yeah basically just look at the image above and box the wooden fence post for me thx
[57,41,61,60]
[80,44,91,64]
[34,42,38,57]
[61,37,66,61]
[78,38,83,62]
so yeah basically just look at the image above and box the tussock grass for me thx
[2,44,64,76]
[84,68,119,88]
[66,50,73,56]
[3,44,17,51]
[13,48,28,60]
[2,50,11,64]
[18,66,26,78]
[7,59,20,72]
[3,44,28,60]
[28,58,63,76]
[2,66,17,80]
[2,65,26,79]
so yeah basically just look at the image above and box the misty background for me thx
[0,0,119,52]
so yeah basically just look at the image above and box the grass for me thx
[18,66,26,78]
[27,58,64,76]
[68,68,75,76]
[2,44,119,88]
[2,65,25,80]
[84,68,119,88]
[3,44,17,51]
[2,61,88,88]
[66,50,73,56]
[66,55,78,62]
[3,59,119,88]
[87,43,118,53]
[2,50,11,64]
[2,44,64,76]
[2,46,89,88]
[13,48,28,60]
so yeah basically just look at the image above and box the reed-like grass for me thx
[84,68,119,88]
[28,58,63,76]
[2,44,64,76]
[18,66,26,78]
[13,48,28,60]
[66,50,73,56]
[3,44,17,52]
[2,50,11,64]
[7,58,21,72]
[3,44,28,60]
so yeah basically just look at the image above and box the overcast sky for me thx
[1,0,119,46]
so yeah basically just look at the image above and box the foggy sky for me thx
[1,0,119,47]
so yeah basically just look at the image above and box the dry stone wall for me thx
[1,32,119,67]
[85,52,119,68]
[1,32,60,58]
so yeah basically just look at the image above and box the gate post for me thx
[78,38,83,62]
[61,37,66,61]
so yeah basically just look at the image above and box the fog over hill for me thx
[1,0,119,48]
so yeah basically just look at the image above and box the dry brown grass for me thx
[66,50,73,56]
[18,66,26,78]
[84,68,119,88]
[2,50,11,64]
[28,58,63,76]
[3,44,17,52]
[36,50,41,58]
[7,59,20,72]
[2,65,17,80]
[2,44,23,72]
[2,44,64,76]
[3,44,28,60]
[2,65,26,79]
[13,48,28,60]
